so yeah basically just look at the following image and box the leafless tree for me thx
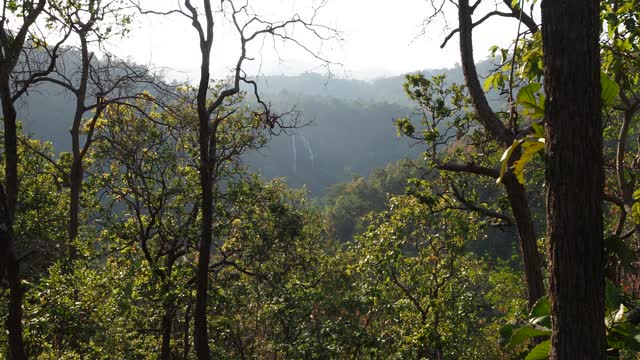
[0,1,71,358]
[26,0,174,256]
[129,1,338,358]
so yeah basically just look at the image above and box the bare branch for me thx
[440,10,513,48]
[437,161,500,178]
[450,182,513,225]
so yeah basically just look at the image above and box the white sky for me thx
[108,0,524,81]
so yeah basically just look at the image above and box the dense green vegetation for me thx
[1,0,640,359]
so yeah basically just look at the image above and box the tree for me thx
[324,159,422,242]
[205,177,338,358]
[353,194,490,359]
[541,0,606,357]
[131,1,336,357]
[0,2,66,357]
[418,0,545,310]
[90,99,200,360]
[34,0,169,255]
[599,0,640,286]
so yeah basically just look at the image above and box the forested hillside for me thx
[17,55,502,195]
[17,70,421,195]
[1,0,639,359]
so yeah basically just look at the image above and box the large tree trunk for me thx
[0,3,47,358]
[0,185,25,360]
[541,0,606,357]
[457,0,545,308]
[0,79,18,212]
[0,75,26,360]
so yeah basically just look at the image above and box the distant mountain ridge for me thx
[14,58,497,195]
[253,64,474,105]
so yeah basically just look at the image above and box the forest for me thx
[0,0,638,359]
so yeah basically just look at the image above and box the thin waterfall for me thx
[299,134,315,169]
[291,134,297,174]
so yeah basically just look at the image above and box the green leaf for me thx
[529,296,552,329]
[633,201,640,224]
[512,138,545,183]
[497,137,545,185]
[601,72,620,106]
[525,340,551,360]
[530,297,551,318]
[610,320,636,337]
[531,123,544,138]
[497,140,520,184]
[7,0,18,12]
[605,238,637,273]
[509,326,551,347]
[529,315,551,330]
[609,324,640,351]
[605,279,621,311]
[517,83,541,105]
[484,73,502,91]
[499,324,514,347]
[517,82,545,119]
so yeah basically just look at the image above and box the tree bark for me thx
[183,302,192,360]
[160,255,177,360]
[68,157,82,248]
[68,35,90,255]
[541,0,606,357]
[192,1,215,357]
[0,3,48,358]
[0,184,25,360]
[194,85,213,360]
[0,75,26,360]
[503,176,545,308]
[160,287,175,360]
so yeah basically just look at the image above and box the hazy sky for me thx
[110,0,523,81]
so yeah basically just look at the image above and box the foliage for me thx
[351,194,507,359]
[5,0,640,358]
[324,159,422,242]
[500,281,640,359]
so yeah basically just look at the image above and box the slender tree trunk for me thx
[0,186,25,360]
[194,43,214,360]
[191,0,216,357]
[541,0,606,357]
[194,106,213,360]
[1,80,18,212]
[67,35,90,254]
[183,302,192,360]
[0,3,47,358]
[503,177,545,308]
[457,0,545,308]
[160,292,175,360]
[69,114,83,249]
[68,157,82,251]
[0,74,26,360]
[160,255,177,360]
